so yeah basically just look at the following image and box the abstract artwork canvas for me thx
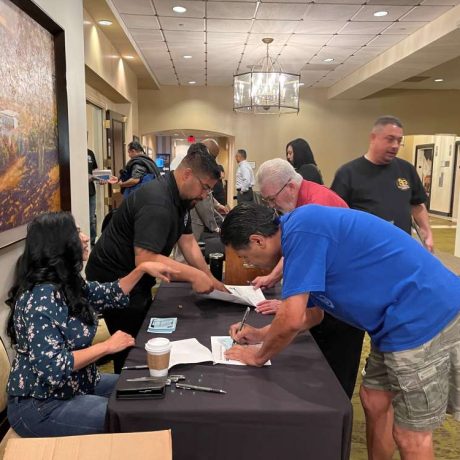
[0,0,69,248]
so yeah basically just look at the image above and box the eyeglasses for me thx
[196,176,213,195]
[263,180,291,204]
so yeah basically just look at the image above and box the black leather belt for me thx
[237,187,252,192]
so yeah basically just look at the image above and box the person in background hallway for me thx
[116,141,162,198]
[86,146,226,372]
[286,138,323,184]
[87,148,98,247]
[213,164,227,206]
[235,149,255,204]
[222,203,460,460]
[331,115,434,252]
[251,159,359,398]
[6,212,177,437]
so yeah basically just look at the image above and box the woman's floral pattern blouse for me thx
[7,281,129,399]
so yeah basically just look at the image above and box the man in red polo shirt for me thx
[252,158,361,399]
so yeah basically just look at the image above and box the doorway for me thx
[414,144,434,210]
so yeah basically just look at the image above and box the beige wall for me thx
[0,0,87,353]
[138,86,460,187]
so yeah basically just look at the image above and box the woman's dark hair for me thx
[286,138,316,169]
[221,203,279,249]
[128,141,144,153]
[6,212,95,344]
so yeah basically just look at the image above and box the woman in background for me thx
[286,138,323,184]
[6,212,177,437]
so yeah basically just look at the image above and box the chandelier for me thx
[233,38,300,114]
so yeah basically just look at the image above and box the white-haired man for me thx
[251,159,362,399]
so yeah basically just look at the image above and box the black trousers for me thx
[310,313,365,399]
[236,189,254,204]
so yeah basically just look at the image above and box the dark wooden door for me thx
[106,110,125,209]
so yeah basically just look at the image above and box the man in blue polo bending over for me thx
[221,203,460,460]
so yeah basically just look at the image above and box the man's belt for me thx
[237,187,252,192]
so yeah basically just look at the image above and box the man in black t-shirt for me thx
[86,145,225,372]
[330,115,434,453]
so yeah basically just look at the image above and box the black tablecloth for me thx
[106,283,352,460]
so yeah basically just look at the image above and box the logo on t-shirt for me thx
[396,178,410,191]
[310,293,336,311]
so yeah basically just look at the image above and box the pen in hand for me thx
[232,306,251,345]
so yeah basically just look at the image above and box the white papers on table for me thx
[168,338,213,369]
[168,337,271,368]
[211,336,271,367]
[200,285,266,307]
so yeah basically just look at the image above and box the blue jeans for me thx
[89,194,97,246]
[7,373,118,437]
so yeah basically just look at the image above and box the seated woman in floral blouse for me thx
[6,211,177,437]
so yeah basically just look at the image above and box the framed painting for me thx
[0,0,70,248]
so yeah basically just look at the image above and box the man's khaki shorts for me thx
[362,313,460,431]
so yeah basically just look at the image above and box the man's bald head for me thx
[202,138,220,158]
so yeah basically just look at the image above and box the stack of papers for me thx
[199,285,265,306]
[148,317,177,334]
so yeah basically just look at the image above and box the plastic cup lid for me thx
[145,337,171,353]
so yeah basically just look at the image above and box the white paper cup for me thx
[145,338,172,377]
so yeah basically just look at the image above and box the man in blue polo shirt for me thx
[221,203,460,460]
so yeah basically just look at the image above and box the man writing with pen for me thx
[220,203,460,460]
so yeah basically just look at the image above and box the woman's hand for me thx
[140,262,180,283]
[104,330,135,354]
[255,299,281,315]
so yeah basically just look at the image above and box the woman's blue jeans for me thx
[7,373,118,437]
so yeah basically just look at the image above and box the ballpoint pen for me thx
[121,365,148,370]
[176,383,227,394]
[232,306,251,345]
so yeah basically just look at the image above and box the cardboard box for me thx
[4,430,172,460]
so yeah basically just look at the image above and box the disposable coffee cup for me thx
[145,338,172,377]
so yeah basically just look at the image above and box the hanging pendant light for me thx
[233,38,300,114]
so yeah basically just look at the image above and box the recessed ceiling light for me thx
[123,55,134,60]
[188,81,196,85]
[173,6,187,13]
[98,20,112,26]
[83,20,92,25]
[434,78,444,82]
[323,58,334,62]
[373,11,388,17]
[183,55,192,59]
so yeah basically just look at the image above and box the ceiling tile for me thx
[159,17,204,31]
[142,49,171,63]
[312,0,365,3]
[304,4,362,21]
[111,0,155,15]
[295,21,347,34]
[131,29,164,43]
[352,5,414,21]
[340,21,392,34]
[207,19,252,33]
[277,59,306,73]
[366,0,419,4]
[207,32,248,44]
[257,3,308,21]
[207,2,257,19]
[252,20,299,34]
[316,46,361,60]
[381,21,427,34]
[247,33,291,45]
[366,34,406,47]
[421,0,460,4]
[399,5,453,21]
[289,34,332,47]
[327,34,374,47]
[152,0,205,18]
[280,44,319,60]
[168,44,205,56]
[120,14,160,29]
[163,30,205,43]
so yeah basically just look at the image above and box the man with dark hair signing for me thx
[221,203,460,460]
[86,144,226,372]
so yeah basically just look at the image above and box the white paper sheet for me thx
[168,338,213,369]
[200,285,266,307]
[211,336,271,366]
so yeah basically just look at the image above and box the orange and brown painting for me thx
[0,0,60,233]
